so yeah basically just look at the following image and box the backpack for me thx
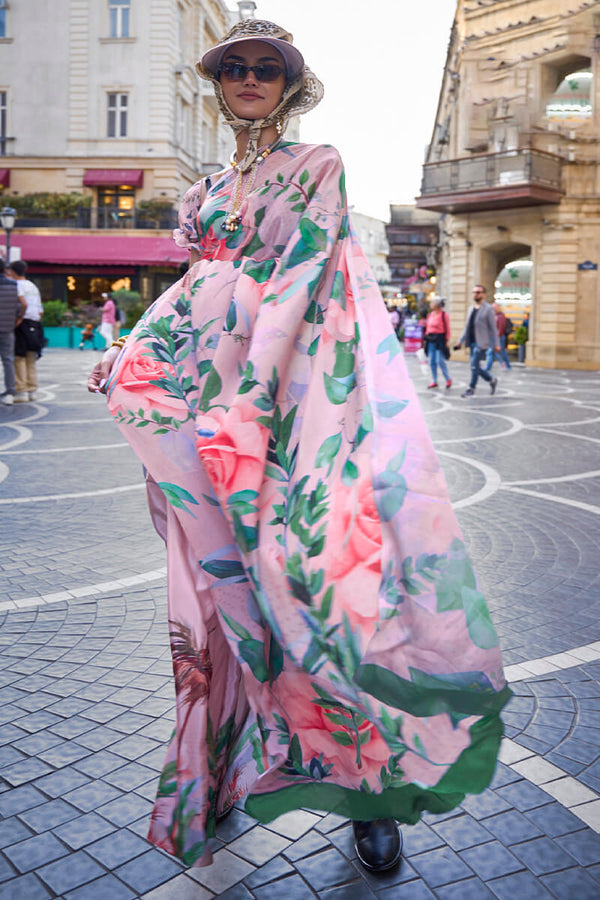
[505,317,514,337]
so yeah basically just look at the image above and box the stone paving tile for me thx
[4,358,600,897]
[228,825,291,866]
[53,811,117,850]
[2,831,69,873]
[36,849,106,894]
[63,872,138,899]
[293,846,357,892]
[188,847,255,892]
[0,872,53,899]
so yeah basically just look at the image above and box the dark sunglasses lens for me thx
[255,65,283,82]
[220,63,245,80]
[219,63,283,82]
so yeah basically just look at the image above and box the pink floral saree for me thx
[107,141,510,867]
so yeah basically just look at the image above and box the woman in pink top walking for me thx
[99,293,116,348]
[425,297,452,389]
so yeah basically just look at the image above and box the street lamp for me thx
[0,206,16,264]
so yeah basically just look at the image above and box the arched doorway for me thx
[494,258,532,326]
[546,70,592,123]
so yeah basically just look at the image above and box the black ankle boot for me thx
[353,818,402,871]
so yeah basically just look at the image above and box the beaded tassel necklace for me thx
[221,140,278,233]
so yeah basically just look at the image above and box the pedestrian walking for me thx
[0,258,25,406]
[7,260,44,402]
[485,301,512,372]
[88,18,509,874]
[424,297,452,389]
[455,284,500,397]
[98,292,116,347]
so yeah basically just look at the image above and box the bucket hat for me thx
[196,19,324,171]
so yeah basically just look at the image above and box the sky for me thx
[252,0,457,221]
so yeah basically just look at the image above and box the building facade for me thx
[417,0,600,369]
[386,205,440,295]
[350,210,391,286]
[0,0,236,304]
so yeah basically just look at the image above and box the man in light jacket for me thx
[454,284,500,397]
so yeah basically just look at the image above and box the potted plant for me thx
[514,325,528,363]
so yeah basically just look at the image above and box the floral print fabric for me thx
[107,141,510,867]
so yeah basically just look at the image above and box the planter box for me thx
[43,327,132,349]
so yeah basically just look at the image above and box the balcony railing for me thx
[14,206,179,230]
[417,148,563,213]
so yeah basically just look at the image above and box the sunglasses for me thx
[218,62,285,83]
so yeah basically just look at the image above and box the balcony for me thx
[417,148,563,214]
[14,206,179,230]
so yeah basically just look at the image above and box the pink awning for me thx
[12,233,188,268]
[0,169,10,187]
[83,169,144,188]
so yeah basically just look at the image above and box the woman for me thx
[89,19,509,873]
[98,292,116,348]
[425,297,451,389]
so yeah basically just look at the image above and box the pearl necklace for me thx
[221,141,277,233]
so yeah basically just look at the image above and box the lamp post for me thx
[0,206,16,264]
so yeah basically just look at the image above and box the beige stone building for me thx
[0,0,237,302]
[350,210,391,286]
[417,0,600,369]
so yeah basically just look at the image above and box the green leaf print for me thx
[197,359,213,378]
[239,638,270,683]
[299,168,309,185]
[201,559,247,581]
[324,372,355,404]
[243,258,276,283]
[225,300,237,332]
[379,481,407,522]
[244,229,266,257]
[157,482,199,513]
[462,586,499,649]
[287,218,328,269]
[300,218,328,251]
[376,399,408,418]
[199,367,222,411]
[227,489,259,516]
[342,459,359,486]
[157,759,177,797]
[377,333,402,363]
[220,609,252,641]
[331,730,353,746]
[333,340,354,378]
[331,270,346,308]
[435,555,477,612]
[315,433,342,470]
[269,631,284,680]
[304,299,324,325]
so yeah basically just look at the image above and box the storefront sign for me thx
[404,321,423,353]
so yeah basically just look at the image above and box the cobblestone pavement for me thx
[1,349,600,899]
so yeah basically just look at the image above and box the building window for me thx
[97,186,135,228]
[107,92,128,137]
[0,1,7,39]
[0,91,7,156]
[109,0,130,38]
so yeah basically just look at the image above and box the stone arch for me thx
[540,53,592,120]
[479,240,532,325]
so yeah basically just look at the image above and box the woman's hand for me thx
[87,345,121,393]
